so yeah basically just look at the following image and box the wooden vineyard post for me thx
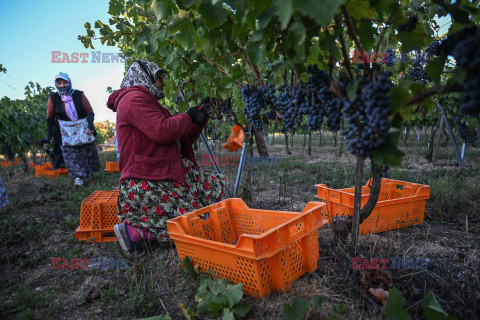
[351,156,365,248]
[337,121,344,157]
[432,114,444,165]
[284,132,291,155]
[308,132,312,156]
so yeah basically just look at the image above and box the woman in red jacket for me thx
[108,60,226,256]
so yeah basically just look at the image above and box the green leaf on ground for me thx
[284,297,310,320]
[422,292,458,320]
[384,287,411,320]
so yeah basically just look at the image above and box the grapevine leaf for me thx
[233,304,251,317]
[222,308,235,320]
[313,296,324,310]
[151,0,177,21]
[224,283,244,308]
[369,0,396,18]
[306,45,322,67]
[246,41,266,65]
[347,78,360,101]
[425,55,447,85]
[198,2,229,30]
[293,0,343,27]
[372,133,405,167]
[346,0,376,20]
[258,6,276,30]
[384,287,411,320]
[422,292,458,320]
[133,32,148,49]
[356,21,376,50]
[446,68,466,86]
[287,19,306,46]
[388,84,412,119]
[176,0,197,9]
[175,23,197,51]
[277,0,293,29]
[283,297,310,320]
[398,24,432,52]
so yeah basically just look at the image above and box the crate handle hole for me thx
[199,212,210,221]
[395,184,404,190]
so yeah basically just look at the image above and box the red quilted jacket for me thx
[107,85,203,184]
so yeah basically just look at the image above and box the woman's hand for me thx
[186,106,209,126]
[86,128,95,135]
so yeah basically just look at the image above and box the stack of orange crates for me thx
[76,190,121,242]
[167,198,328,297]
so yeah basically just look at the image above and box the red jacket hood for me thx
[107,85,154,112]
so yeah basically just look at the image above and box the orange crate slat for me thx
[105,161,119,172]
[167,198,328,297]
[314,178,430,234]
[76,190,121,243]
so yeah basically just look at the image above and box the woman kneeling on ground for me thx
[107,60,226,256]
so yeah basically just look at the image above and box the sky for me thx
[0,1,452,123]
[0,0,125,122]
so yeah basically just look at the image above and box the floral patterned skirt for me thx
[61,142,102,179]
[117,156,226,242]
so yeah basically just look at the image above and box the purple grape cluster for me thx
[241,84,267,131]
[439,26,480,116]
[343,74,393,157]
[453,115,478,146]
[407,52,431,82]
[385,48,396,67]
[426,39,441,57]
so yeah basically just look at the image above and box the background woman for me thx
[107,60,226,256]
[46,72,101,186]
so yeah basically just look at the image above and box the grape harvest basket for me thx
[315,178,430,234]
[167,198,328,297]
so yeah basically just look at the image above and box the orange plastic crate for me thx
[223,124,244,152]
[105,161,119,172]
[76,190,121,242]
[40,168,68,179]
[315,178,430,234]
[0,162,11,167]
[34,163,64,178]
[167,198,328,297]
